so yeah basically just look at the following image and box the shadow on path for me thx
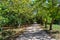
[16,24,56,40]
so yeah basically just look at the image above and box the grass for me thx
[47,24,60,31]
[52,24,60,31]
[46,24,60,40]
[52,24,60,39]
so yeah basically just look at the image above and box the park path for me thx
[16,24,56,40]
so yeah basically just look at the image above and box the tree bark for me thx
[45,20,47,28]
[49,18,54,30]
[49,22,53,30]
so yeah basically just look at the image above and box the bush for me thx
[2,30,12,37]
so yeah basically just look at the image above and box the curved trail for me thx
[16,24,56,40]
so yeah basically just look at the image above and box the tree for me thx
[48,0,60,30]
[33,0,60,30]
[0,0,34,27]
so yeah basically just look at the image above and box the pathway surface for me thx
[16,24,56,40]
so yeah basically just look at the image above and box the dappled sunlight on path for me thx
[16,24,56,40]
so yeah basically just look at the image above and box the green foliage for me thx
[0,16,9,27]
[0,0,60,28]
[0,0,35,27]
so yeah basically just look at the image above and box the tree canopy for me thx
[0,0,60,30]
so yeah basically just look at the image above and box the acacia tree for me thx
[47,0,60,30]
[33,0,60,30]
[42,0,60,30]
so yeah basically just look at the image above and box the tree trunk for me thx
[49,22,53,30]
[49,18,54,30]
[45,20,47,28]
[40,16,44,25]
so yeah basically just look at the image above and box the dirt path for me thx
[16,24,56,40]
